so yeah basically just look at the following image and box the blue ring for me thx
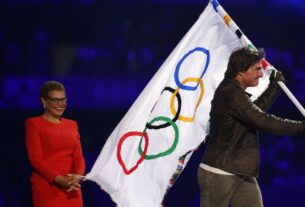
[174,47,210,91]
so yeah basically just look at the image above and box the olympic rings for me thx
[146,87,182,130]
[117,131,149,175]
[170,77,204,122]
[138,116,179,160]
[116,47,210,175]
[174,47,209,91]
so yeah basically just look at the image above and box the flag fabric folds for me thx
[86,1,269,206]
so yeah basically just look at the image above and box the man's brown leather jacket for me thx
[202,78,305,177]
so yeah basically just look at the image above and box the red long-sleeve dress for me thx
[25,116,85,207]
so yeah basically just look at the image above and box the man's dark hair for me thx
[40,80,65,99]
[224,47,265,79]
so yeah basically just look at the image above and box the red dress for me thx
[25,116,85,207]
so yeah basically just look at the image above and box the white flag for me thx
[86,1,268,206]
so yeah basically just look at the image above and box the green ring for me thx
[138,116,179,160]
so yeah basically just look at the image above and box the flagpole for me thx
[277,81,305,117]
[210,0,305,118]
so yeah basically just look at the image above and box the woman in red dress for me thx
[25,80,85,207]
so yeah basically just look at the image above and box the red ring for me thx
[117,131,149,175]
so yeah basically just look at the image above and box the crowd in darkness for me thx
[1,0,304,77]
[1,0,305,206]
[0,1,187,77]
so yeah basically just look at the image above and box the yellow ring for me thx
[170,77,204,122]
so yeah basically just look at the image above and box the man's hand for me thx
[270,69,286,83]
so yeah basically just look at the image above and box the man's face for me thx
[239,60,264,89]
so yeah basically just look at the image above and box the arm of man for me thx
[230,89,305,135]
[253,70,284,111]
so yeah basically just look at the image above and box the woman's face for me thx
[42,90,67,118]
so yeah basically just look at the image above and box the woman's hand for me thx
[66,174,84,192]
[54,174,82,192]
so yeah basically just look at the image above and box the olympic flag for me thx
[86,0,269,206]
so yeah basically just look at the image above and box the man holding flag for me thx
[198,47,305,207]
[86,1,246,206]
[86,0,305,206]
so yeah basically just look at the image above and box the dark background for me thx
[1,0,305,206]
